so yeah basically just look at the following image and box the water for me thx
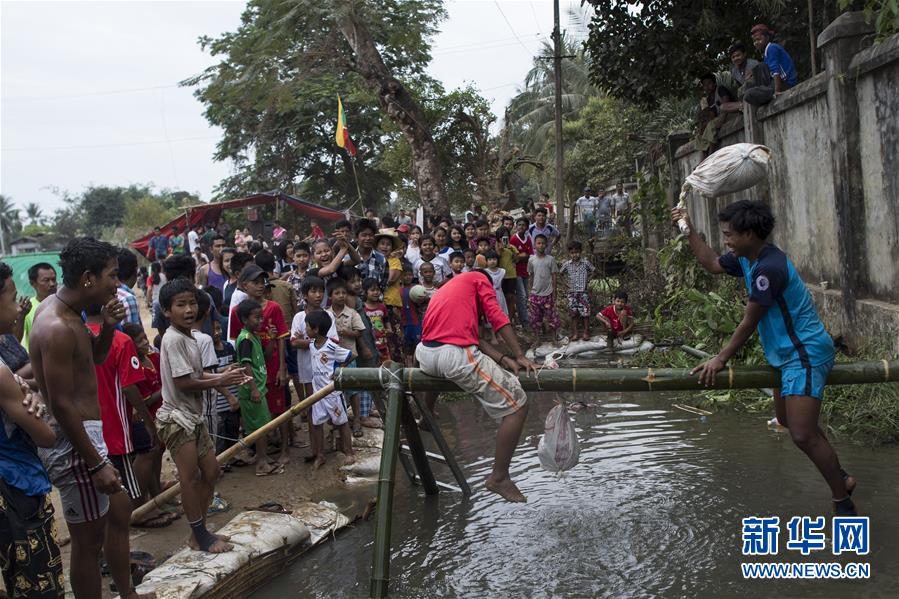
[254,392,899,598]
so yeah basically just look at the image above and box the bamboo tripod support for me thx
[130,382,336,524]
[331,361,899,598]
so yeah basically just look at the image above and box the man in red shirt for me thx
[85,303,155,595]
[415,271,537,503]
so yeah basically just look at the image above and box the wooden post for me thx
[371,364,404,599]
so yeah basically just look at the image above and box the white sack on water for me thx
[537,404,580,473]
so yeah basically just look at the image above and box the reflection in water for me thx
[253,392,899,599]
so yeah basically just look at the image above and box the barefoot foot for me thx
[312,455,326,471]
[205,538,234,553]
[485,475,526,503]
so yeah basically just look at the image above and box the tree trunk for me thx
[333,3,449,217]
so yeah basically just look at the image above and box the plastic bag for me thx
[685,143,771,197]
[537,404,580,473]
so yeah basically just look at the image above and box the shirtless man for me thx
[30,237,153,599]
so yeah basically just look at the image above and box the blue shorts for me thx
[285,345,298,376]
[403,325,422,347]
[781,359,834,400]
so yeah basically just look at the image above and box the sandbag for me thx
[685,143,770,197]
[537,404,580,473]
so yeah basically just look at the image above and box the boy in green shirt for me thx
[235,299,283,477]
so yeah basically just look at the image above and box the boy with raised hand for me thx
[156,279,248,553]
[228,265,291,465]
[673,200,857,515]
[235,300,282,477]
[0,260,65,598]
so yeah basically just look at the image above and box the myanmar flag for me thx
[336,95,357,156]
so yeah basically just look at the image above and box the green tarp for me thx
[1,252,60,297]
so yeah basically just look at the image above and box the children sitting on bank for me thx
[560,240,595,341]
[156,279,247,553]
[305,310,356,470]
[527,234,560,343]
[596,290,634,345]
[235,299,283,477]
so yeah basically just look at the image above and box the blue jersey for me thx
[719,245,833,368]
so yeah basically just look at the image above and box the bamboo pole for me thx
[130,382,336,524]
[399,393,439,496]
[334,361,899,394]
[408,392,471,496]
[371,364,403,599]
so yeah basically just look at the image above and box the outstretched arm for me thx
[692,301,766,386]
[671,208,724,274]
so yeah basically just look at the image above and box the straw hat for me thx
[375,229,403,252]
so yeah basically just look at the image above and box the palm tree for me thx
[24,202,44,227]
[0,195,22,255]
[505,35,596,167]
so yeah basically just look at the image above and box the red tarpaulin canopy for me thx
[131,191,345,256]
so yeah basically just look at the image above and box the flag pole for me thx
[349,158,365,215]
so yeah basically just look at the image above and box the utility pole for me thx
[552,0,566,242]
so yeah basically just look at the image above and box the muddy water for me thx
[254,392,899,598]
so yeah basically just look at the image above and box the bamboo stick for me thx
[680,344,774,397]
[399,393,439,496]
[371,364,403,599]
[130,382,336,524]
[334,361,899,393]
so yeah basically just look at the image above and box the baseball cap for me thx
[239,264,268,283]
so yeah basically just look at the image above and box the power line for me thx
[530,1,543,34]
[493,1,533,55]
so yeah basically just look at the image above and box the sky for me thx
[1,0,580,215]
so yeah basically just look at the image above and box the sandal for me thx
[245,501,290,514]
[133,513,173,529]
[255,463,285,476]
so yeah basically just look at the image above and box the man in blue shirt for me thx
[148,226,169,261]
[751,24,798,96]
[672,200,857,516]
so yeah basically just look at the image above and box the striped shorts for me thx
[415,344,527,420]
[39,420,110,524]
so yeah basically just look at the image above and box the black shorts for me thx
[0,480,65,598]
[501,278,516,294]
[131,421,153,454]
[109,454,141,501]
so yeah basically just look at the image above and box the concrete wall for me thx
[855,34,899,300]
[668,14,899,350]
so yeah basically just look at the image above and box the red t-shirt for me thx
[229,299,288,412]
[600,305,633,333]
[509,232,533,278]
[136,352,163,419]
[422,272,510,347]
[87,324,145,455]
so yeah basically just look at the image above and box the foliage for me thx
[187,0,465,213]
[583,0,844,107]
[842,0,899,37]
[0,195,23,244]
[24,203,44,227]
[562,96,640,191]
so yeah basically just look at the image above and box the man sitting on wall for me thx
[694,72,737,154]
[748,24,798,104]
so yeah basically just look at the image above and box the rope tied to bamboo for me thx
[377,365,404,391]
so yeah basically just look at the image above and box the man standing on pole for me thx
[415,271,537,503]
